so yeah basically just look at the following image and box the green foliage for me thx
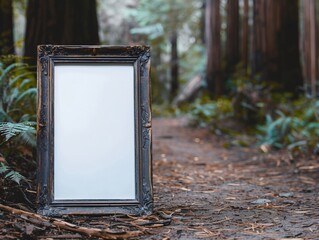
[188,96,233,128]
[130,24,164,40]
[0,59,36,147]
[0,162,27,185]
[152,104,182,118]
[131,0,201,35]
[257,100,319,152]
[0,122,36,147]
[129,0,205,103]
[0,58,36,185]
[0,61,36,122]
[227,64,299,124]
[183,80,319,153]
[179,44,206,85]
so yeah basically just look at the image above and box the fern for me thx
[188,97,233,128]
[0,163,27,185]
[0,122,36,147]
[0,63,27,86]
[258,103,319,152]
[0,61,36,122]
[15,88,37,103]
[0,59,35,187]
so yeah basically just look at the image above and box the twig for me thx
[0,203,142,239]
[36,234,83,239]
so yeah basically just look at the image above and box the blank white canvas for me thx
[54,63,136,200]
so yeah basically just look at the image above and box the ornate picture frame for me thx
[37,45,152,216]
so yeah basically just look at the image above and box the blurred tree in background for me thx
[0,0,319,99]
[0,0,14,55]
[226,0,239,74]
[130,0,204,103]
[252,0,302,95]
[301,0,318,98]
[205,0,221,97]
[0,0,318,155]
[24,0,99,63]
[2,0,317,100]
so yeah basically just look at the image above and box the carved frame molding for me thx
[37,45,152,216]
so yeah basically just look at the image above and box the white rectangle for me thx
[53,63,136,200]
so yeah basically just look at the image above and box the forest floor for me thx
[1,117,319,239]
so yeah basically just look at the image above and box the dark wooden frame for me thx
[37,45,152,216]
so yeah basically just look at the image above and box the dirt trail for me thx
[147,118,319,239]
[1,117,319,239]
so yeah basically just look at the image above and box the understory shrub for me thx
[0,59,36,184]
[187,96,233,129]
[258,99,319,153]
[181,93,319,154]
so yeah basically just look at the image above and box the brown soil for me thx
[1,117,319,239]
[148,118,319,239]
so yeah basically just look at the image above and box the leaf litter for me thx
[0,117,319,239]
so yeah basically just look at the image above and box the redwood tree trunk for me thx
[302,0,317,97]
[24,0,99,63]
[252,0,302,94]
[200,1,206,44]
[206,0,222,97]
[279,0,303,94]
[170,31,179,100]
[241,0,249,73]
[0,0,14,55]
[252,0,265,75]
[226,0,239,73]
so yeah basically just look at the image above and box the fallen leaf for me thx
[250,199,272,204]
[279,192,294,198]
[25,224,35,235]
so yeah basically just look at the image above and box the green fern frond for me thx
[15,88,37,103]
[9,72,36,87]
[0,163,27,185]
[0,122,36,145]
[0,63,27,85]
[0,163,9,174]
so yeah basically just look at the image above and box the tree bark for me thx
[206,0,222,97]
[252,0,265,75]
[0,0,14,55]
[278,0,303,94]
[226,0,239,73]
[170,30,179,100]
[252,0,302,94]
[24,0,99,64]
[200,1,206,44]
[302,0,317,97]
[241,0,249,73]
